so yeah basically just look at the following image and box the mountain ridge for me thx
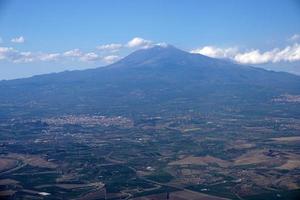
[1,45,299,82]
[0,45,299,118]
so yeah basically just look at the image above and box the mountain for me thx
[0,45,300,118]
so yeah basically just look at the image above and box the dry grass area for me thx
[278,160,300,170]
[229,140,255,149]
[0,158,18,172]
[229,168,300,193]
[275,175,300,189]
[133,189,229,200]
[234,149,300,170]
[36,182,103,190]
[277,153,300,170]
[271,136,300,142]
[0,190,16,197]
[56,172,78,182]
[169,156,229,167]
[233,149,283,166]
[0,179,19,186]
[5,153,57,169]
[182,127,202,133]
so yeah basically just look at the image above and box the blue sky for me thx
[0,0,300,79]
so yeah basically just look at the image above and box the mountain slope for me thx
[0,45,300,118]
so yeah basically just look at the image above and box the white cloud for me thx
[97,43,122,52]
[39,53,60,61]
[13,52,35,63]
[127,37,152,48]
[63,49,82,57]
[0,46,105,63]
[2,36,300,66]
[0,47,17,60]
[11,36,25,43]
[0,46,62,63]
[191,46,238,59]
[97,38,156,52]
[234,50,275,64]
[0,47,36,63]
[234,44,300,64]
[191,43,300,64]
[102,55,120,64]
[80,52,100,62]
[288,34,300,42]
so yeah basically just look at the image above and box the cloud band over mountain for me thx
[191,43,300,64]
[1,35,300,66]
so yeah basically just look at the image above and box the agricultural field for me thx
[0,112,300,199]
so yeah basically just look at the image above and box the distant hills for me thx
[0,45,300,118]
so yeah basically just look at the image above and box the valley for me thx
[1,107,300,199]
